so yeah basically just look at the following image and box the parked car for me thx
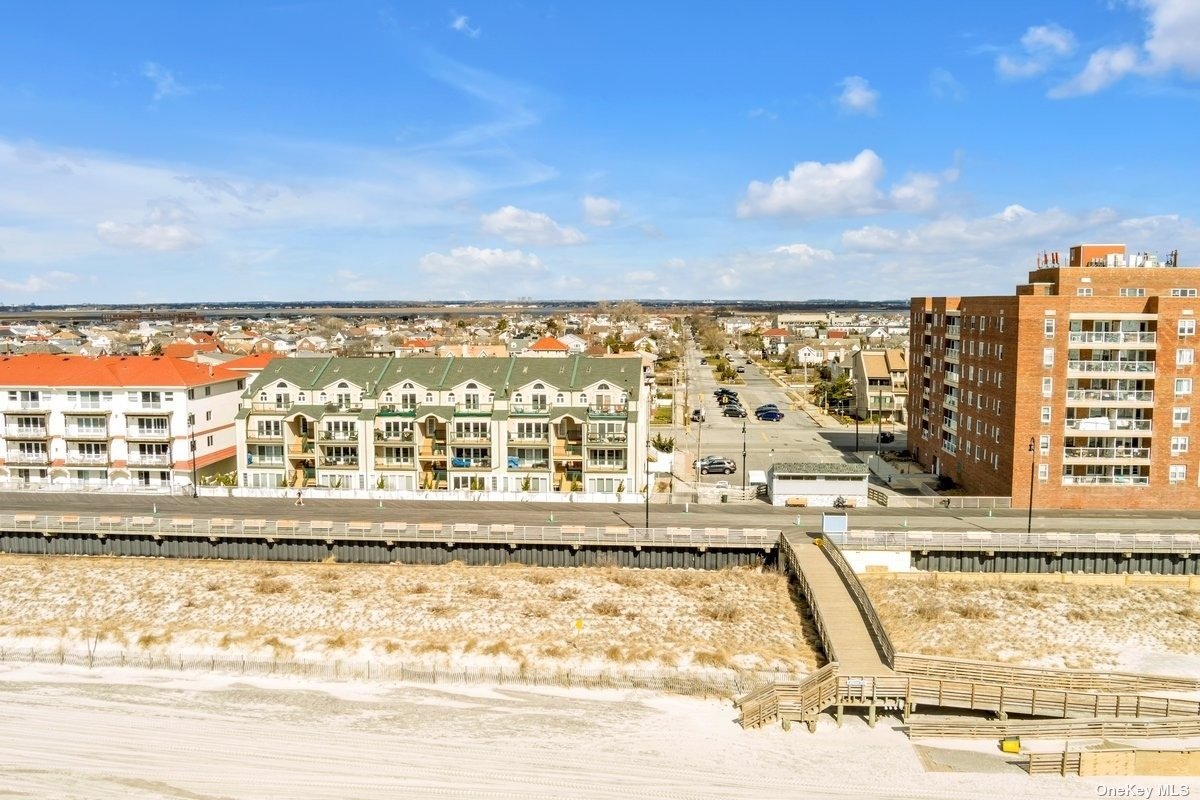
[755,403,779,414]
[722,405,747,418]
[717,394,741,406]
[691,409,705,423]
[693,455,726,469]
[735,366,745,373]
[699,358,709,365]
[699,457,736,475]
[714,388,738,399]
[756,409,785,422]
[877,431,895,444]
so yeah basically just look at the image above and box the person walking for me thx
[295,489,304,507]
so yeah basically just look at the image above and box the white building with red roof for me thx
[526,336,570,357]
[0,354,245,489]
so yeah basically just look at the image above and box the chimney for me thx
[208,364,214,377]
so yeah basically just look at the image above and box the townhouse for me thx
[237,355,651,495]
[0,354,244,487]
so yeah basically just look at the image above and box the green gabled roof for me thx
[550,406,588,421]
[772,462,868,476]
[234,407,251,420]
[414,405,454,421]
[250,355,646,399]
[357,409,377,421]
[285,404,328,420]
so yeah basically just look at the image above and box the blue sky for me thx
[1,1,1199,303]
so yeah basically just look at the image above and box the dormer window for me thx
[259,392,267,402]
[426,392,434,403]
[556,393,565,404]
[337,381,349,389]
[319,392,327,403]
[384,392,393,402]
[276,381,287,388]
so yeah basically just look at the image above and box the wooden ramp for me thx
[782,531,891,675]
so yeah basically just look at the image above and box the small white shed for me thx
[768,461,870,508]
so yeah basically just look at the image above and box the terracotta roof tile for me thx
[0,354,240,388]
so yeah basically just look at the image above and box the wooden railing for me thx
[781,536,836,662]
[828,529,1200,554]
[0,513,780,550]
[818,537,895,667]
[893,653,1200,694]
[903,675,1200,719]
[906,716,1200,740]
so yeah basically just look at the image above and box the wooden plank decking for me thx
[783,532,892,676]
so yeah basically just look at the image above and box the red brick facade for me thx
[909,244,1200,510]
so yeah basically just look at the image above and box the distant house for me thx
[556,333,587,353]
[761,327,790,355]
[527,336,570,357]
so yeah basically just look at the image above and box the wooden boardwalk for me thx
[782,532,892,676]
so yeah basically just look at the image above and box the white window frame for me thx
[1180,348,1196,366]
[1176,378,1193,397]
[1040,406,1051,424]
[1042,347,1054,367]
[1180,319,1197,337]
[1042,377,1052,398]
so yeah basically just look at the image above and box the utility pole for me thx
[741,420,747,493]
[1027,437,1036,535]
[187,413,198,498]
[876,387,884,455]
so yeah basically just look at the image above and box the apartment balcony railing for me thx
[319,457,359,467]
[128,401,167,412]
[449,456,491,469]
[944,372,959,387]
[374,458,415,469]
[587,405,628,419]
[939,442,957,455]
[509,432,549,444]
[64,404,105,412]
[374,429,414,442]
[64,453,109,465]
[323,402,363,414]
[252,402,290,412]
[126,428,171,441]
[942,395,958,410]
[509,405,549,416]
[506,457,550,470]
[1065,389,1154,404]
[6,452,49,464]
[945,324,960,339]
[454,403,493,416]
[288,442,314,455]
[1063,447,1151,461]
[1068,332,1157,345]
[1064,418,1152,432]
[376,405,417,417]
[5,426,48,438]
[586,431,628,444]
[450,432,491,443]
[64,428,108,440]
[586,462,627,472]
[319,431,358,441]
[16,401,46,411]
[1061,475,1150,486]
[944,350,960,364]
[419,443,447,458]
[553,444,583,459]
[941,418,957,431]
[128,454,172,466]
[245,431,284,442]
[246,456,285,466]
[1067,360,1155,374]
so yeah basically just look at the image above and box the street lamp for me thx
[876,387,884,455]
[187,413,198,498]
[741,420,747,492]
[1026,436,1036,534]
[644,377,654,531]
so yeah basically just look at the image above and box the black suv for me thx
[698,457,736,475]
[722,405,747,418]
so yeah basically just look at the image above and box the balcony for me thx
[450,456,491,469]
[251,402,290,413]
[451,431,491,443]
[288,441,314,455]
[419,442,447,458]
[945,323,960,339]
[941,417,957,432]
[64,427,108,440]
[376,405,416,418]
[586,431,628,444]
[1064,418,1152,433]
[128,401,167,412]
[587,405,628,419]
[245,430,284,442]
[322,402,363,414]
[586,462,627,472]
[319,456,359,468]
[5,426,48,438]
[553,443,583,460]
[126,427,171,441]
[15,401,46,411]
[1062,474,1150,486]
[454,403,494,416]
[944,372,959,387]
[510,405,549,417]
[506,456,549,470]
[1068,332,1157,346]
[64,453,109,465]
[64,403,105,412]
[319,431,358,442]
[128,454,172,466]
[1063,446,1151,462]
[943,395,958,410]
[1067,360,1155,375]
[509,432,549,444]
[374,458,415,469]
[944,349,960,364]
[6,451,49,464]
[374,429,414,442]
[1065,389,1154,405]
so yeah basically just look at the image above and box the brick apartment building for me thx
[909,243,1197,510]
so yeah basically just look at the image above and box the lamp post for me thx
[741,420,747,492]
[187,413,198,498]
[876,387,884,455]
[1026,436,1036,534]
[644,377,654,531]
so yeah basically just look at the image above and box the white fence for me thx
[829,529,1199,554]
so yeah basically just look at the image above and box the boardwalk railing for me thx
[818,536,895,667]
[779,536,836,662]
[827,529,1200,554]
[906,716,1200,740]
[893,653,1200,694]
[0,513,780,550]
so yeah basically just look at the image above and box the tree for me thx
[699,328,726,354]
[146,341,163,356]
[813,374,854,413]
[495,318,509,332]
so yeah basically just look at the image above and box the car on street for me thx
[698,457,736,475]
[722,405,747,417]
[735,366,745,373]
[756,409,785,422]
[714,388,738,399]
[699,358,708,365]
[717,394,741,406]
[691,409,705,423]
[876,431,895,444]
[755,403,778,414]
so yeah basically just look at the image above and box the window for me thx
[1170,464,1187,484]
[1176,378,1193,397]
[1171,288,1199,297]
[1040,406,1051,424]
[997,344,1004,360]
[1120,287,1146,297]
[1043,319,1055,337]
[1038,463,1049,481]
[1174,407,1191,426]
[1039,435,1050,456]
[187,389,195,400]
[205,386,212,397]
[1181,319,1197,337]
[1077,287,1093,296]
[1179,349,1195,366]
[1171,436,1189,455]
[205,410,212,422]
[1042,347,1054,367]
[1042,377,1053,398]
[206,435,214,447]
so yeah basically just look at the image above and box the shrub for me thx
[591,599,622,616]
[702,602,742,623]
[952,601,996,620]
[254,576,289,595]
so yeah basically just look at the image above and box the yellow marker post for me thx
[574,618,583,632]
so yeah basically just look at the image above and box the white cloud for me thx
[481,205,586,245]
[748,107,778,121]
[0,271,78,293]
[995,24,1077,79]
[836,76,879,115]
[582,195,621,227]
[706,243,836,291]
[418,246,543,276]
[141,61,190,101]
[450,14,480,38]
[332,268,378,294]
[96,220,202,251]
[1050,0,1200,97]
[930,68,966,101]
[842,204,1119,253]
[737,150,957,219]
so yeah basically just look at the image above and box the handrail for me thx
[781,536,836,662]
[906,716,1200,740]
[826,529,1200,554]
[818,537,895,668]
[0,512,781,550]
[892,652,1200,694]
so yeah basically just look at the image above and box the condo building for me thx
[236,355,651,494]
[910,244,1197,510]
[0,354,244,487]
